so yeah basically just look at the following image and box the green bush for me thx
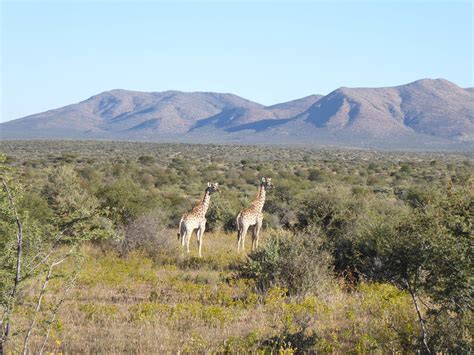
[239,231,333,296]
[356,184,473,352]
[97,176,158,223]
[205,197,235,232]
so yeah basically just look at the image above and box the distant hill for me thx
[1,79,473,149]
[288,79,474,141]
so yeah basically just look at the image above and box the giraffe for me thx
[236,177,274,253]
[177,182,219,257]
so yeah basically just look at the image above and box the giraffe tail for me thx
[177,218,183,240]
[236,213,242,241]
[235,213,241,232]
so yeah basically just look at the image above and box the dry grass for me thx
[8,230,418,353]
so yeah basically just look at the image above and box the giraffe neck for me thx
[252,184,266,213]
[197,190,211,217]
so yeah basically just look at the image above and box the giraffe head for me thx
[260,177,274,190]
[206,182,220,194]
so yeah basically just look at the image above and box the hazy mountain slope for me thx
[1,79,472,148]
[191,94,323,131]
[293,86,408,135]
[265,94,323,117]
[1,90,269,138]
[398,79,474,140]
[216,94,323,133]
[1,90,322,139]
[285,79,474,141]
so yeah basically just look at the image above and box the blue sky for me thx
[1,0,472,122]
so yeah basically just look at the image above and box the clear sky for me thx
[1,0,473,122]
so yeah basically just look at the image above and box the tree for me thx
[97,175,151,223]
[1,162,114,353]
[295,188,367,276]
[0,162,24,354]
[361,184,473,352]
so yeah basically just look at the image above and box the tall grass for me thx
[9,230,418,353]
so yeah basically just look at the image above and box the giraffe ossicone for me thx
[177,182,220,257]
[236,177,274,253]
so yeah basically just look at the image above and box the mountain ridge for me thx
[2,79,473,149]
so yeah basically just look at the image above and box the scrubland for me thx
[1,141,472,353]
[8,234,419,353]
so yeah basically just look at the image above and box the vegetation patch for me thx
[1,142,472,353]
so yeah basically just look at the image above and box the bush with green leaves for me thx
[97,175,153,223]
[294,187,370,277]
[355,184,473,352]
[1,161,115,352]
[42,166,114,241]
[205,196,235,232]
[239,231,334,296]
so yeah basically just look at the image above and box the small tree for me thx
[1,162,114,354]
[361,184,472,353]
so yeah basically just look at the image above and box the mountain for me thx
[1,79,473,149]
[192,94,323,133]
[284,79,474,141]
[0,90,264,138]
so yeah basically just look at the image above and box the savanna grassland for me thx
[1,141,472,353]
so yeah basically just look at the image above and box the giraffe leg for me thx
[197,222,206,258]
[236,214,242,253]
[180,228,187,248]
[240,225,249,253]
[251,225,257,251]
[196,229,202,257]
[186,229,192,253]
[237,229,241,253]
[255,219,263,250]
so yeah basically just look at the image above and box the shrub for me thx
[296,188,360,235]
[260,330,318,353]
[115,213,179,263]
[357,184,473,352]
[205,197,234,232]
[138,155,155,165]
[98,176,158,223]
[239,231,334,296]
[307,168,326,182]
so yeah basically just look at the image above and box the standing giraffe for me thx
[178,182,220,257]
[236,177,274,253]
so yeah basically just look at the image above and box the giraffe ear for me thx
[261,177,265,182]
[207,182,211,187]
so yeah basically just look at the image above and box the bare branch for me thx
[23,231,66,279]
[24,231,65,273]
[39,274,77,355]
[21,249,73,355]
[406,280,431,354]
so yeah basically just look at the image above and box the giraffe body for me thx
[178,182,219,257]
[236,177,273,252]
